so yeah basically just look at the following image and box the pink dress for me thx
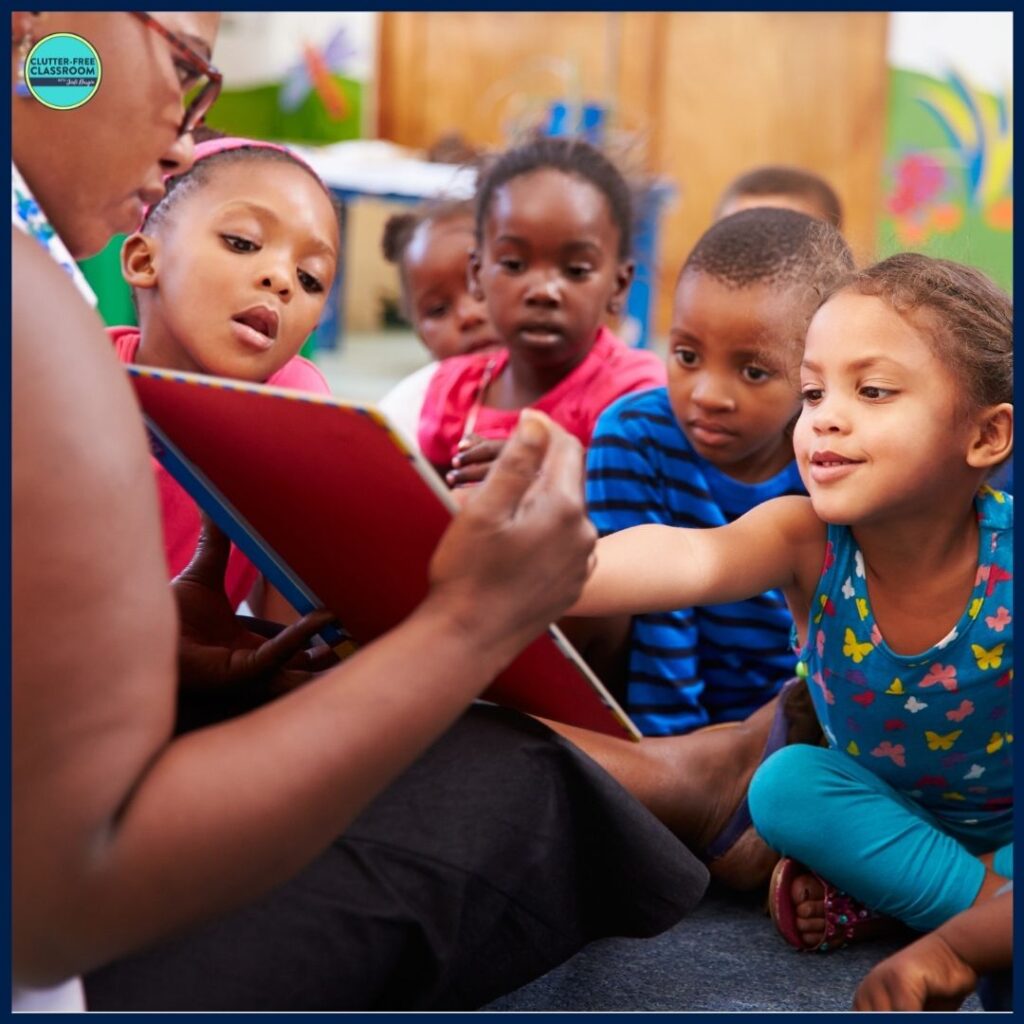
[417,326,665,470]
[109,327,331,609]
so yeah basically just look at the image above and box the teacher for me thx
[13,11,707,1011]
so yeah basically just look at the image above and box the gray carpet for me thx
[486,885,983,1012]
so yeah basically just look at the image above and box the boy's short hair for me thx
[715,165,843,229]
[681,207,854,378]
[682,206,853,297]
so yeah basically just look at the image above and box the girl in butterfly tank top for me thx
[569,253,1013,954]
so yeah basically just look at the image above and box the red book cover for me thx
[128,365,640,740]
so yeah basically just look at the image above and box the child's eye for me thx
[800,387,824,404]
[742,365,773,383]
[222,234,257,253]
[565,264,593,279]
[498,257,524,273]
[672,347,699,367]
[860,385,895,400]
[425,303,449,319]
[298,269,323,294]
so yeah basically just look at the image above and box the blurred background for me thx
[80,11,1013,401]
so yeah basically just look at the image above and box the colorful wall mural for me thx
[202,13,375,144]
[878,13,1012,290]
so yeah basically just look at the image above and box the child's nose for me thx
[692,375,735,411]
[525,272,561,305]
[259,268,291,299]
[812,398,847,433]
[457,295,486,331]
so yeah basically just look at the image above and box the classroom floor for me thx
[486,886,985,1012]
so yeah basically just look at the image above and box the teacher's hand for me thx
[429,410,596,656]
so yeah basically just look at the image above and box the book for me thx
[127,365,641,740]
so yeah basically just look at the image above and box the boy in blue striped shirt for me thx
[586,208,853,735]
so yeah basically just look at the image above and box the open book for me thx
[128,365,640,740]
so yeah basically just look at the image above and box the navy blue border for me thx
[2,23,14,1018]
[7,7,1017,1024]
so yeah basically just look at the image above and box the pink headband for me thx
[140,136,326,227]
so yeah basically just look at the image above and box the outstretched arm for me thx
[13,230,595,987]
[569,495,824,619]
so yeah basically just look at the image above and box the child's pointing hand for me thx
[172,515,340,702]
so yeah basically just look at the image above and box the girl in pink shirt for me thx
[110,136,340,614]
[417,138,665,487]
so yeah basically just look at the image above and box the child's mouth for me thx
[518,323,563,345]
[231,306,279,350]
[811,450,858,467]
[688,418,736,446]
[809,450,863,483]
[464,337,501,356]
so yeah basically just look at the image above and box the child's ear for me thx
[966,402,1013,469]
[121,232,159,290]
[468,249,485,302]
[608,258,636,316]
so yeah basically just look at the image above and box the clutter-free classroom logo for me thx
[25,33,102,110]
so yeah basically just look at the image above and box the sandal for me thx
[703,676,820,863]
[769,857,896,952]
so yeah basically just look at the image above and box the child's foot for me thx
[788,870,827,948]
[769,857,898,952]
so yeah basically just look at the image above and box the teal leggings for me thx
[748,744,1013,932]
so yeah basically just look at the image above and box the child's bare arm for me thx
[14,235,595,987]
[853,891,1012,1011]
[569,495,824,618]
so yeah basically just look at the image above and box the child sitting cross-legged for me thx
[570,253,1013,952]
[585,208,853,736]
[110,136,340,626]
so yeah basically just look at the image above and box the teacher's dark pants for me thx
[85,704,707,1011]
